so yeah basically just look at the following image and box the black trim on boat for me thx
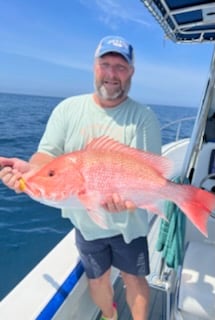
[140,0,215,42]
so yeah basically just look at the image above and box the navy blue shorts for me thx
[75,229,150,279]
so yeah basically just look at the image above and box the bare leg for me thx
[121,272,150,320]
[88,268,115,318]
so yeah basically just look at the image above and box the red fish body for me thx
[24,137,215,236]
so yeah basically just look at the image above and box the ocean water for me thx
[0,92,197,300]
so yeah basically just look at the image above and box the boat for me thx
[0,0,215,319]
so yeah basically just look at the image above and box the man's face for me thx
[94,53,134,101]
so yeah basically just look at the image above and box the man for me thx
[0,35,161,319]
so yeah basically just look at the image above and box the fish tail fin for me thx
[175,185,215,237]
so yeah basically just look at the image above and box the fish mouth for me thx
[23,181,48,199]
[24,181,66,202]
[24,182,43,199]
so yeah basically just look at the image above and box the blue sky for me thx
[0,0,214,107]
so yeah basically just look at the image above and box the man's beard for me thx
[94,78,131,101]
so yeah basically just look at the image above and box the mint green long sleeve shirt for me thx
[38,94,161,243]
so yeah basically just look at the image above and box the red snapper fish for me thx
[22,136,215,236]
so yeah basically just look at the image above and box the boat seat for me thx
[192,142,215,192]
[177,241,215,319]
[205,114,215,143]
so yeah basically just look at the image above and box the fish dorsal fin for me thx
[85,136,173,178]
[85,136,125,152]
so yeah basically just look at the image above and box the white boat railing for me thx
[161,116,195,143]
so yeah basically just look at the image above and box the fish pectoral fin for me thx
[140,203,168,221]
[78,191,108,229]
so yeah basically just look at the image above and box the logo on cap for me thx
[107,39,129,50]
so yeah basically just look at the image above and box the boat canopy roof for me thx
[141,0,215,43]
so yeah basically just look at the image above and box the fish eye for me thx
[48,170,55,177]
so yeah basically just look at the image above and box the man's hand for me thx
[0,153,55,193]
[0,157,33,193]
[101,193,136,213]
